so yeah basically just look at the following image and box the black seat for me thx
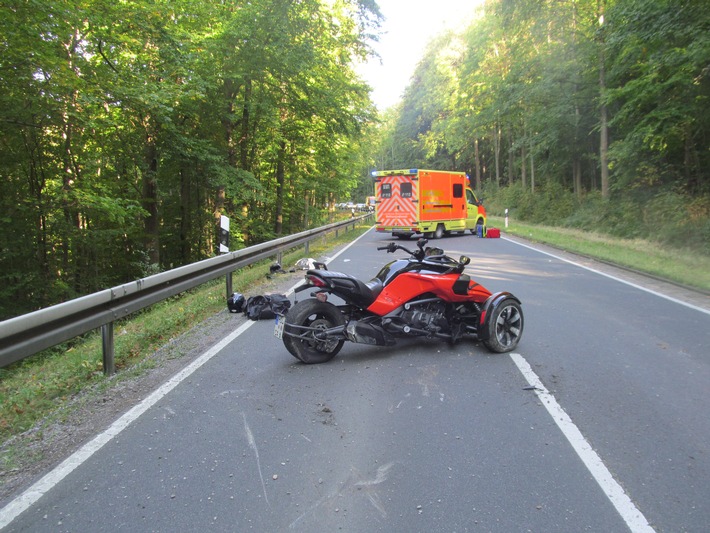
[307,270,383,308]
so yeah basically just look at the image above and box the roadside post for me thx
[219,215,231,297]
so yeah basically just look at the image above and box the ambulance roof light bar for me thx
[371,169,418,177]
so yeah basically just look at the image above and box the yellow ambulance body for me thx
[373,169,487,239]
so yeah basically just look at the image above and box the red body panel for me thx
[366,272,492,316]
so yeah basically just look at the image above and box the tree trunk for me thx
[474,138,482,190]
[239,79,252,170]
[520,141,527,190]
[494,123,501,188]
[61,29,82,291]
[573,157,582,197]
[507,130,515,184]
[179,167,191,263]
[529,135,535,194]
[142,129,160,266]
[598,0,610,199]
[274,140,286,235]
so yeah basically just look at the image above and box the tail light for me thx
[306,274,328,288]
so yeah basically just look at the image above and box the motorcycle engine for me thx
[398,300,448,332]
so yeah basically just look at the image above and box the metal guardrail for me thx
[0,214,371,373]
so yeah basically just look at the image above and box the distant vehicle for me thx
[373,169,487,239]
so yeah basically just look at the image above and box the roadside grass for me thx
[0,221,373,458]
[489,216,710,292]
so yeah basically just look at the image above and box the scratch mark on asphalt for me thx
[353,462,394,517]
[242,412,269,507]
[353,462,394,488]
[406,365,439,397]
[288,462,395,529]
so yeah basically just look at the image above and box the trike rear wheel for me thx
[282,299,346,364]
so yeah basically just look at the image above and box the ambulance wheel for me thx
[433,224,444,239]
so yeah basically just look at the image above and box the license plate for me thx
[274,315,285,339]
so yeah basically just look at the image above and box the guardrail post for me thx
[102,322,115,375]
[226,272,232,300]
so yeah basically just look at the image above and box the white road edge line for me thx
[504,236,709,315]
[0,228,373,529]
[0,319,255,530]
[509,352,654,533]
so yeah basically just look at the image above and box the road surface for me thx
[2,228,709,532]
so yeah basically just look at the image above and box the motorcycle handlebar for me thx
[377,240,468,270]
[378,242,413,255]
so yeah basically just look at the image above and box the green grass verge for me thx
[489,216,710,292]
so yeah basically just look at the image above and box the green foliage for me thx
[370,0,709,254]
[484,181,576,225]
[0,0,382,319]
[605,0,710,194]
[485,183,710,253]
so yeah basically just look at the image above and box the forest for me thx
[1,0,709,320]
[372,0,710,248]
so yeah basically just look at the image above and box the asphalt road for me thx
[2,228,709,532]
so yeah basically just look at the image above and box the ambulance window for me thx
[400,182,413,198]
[466,189,477,204]
[453,184,463,198]
[381,183,392,198]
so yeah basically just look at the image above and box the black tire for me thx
[282,299,346,364]
[483,299,524,353]
[433,224,444,239]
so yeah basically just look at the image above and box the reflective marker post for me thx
[219,215,231,297]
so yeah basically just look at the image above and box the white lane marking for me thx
[0,320,255,529]
[510,353,654,533]
[505,237,709,315]
[0,228,373,529]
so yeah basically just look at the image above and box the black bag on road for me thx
[245,294,291,320]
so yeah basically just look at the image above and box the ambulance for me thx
[373,169,487,239]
